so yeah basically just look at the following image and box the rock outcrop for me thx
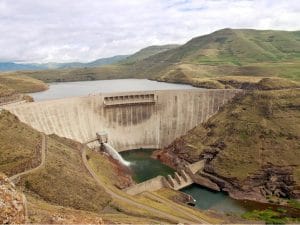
[0,173,26,224]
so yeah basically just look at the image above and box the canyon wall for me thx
[5,89,242,151]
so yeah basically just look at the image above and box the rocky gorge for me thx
[154,89,300,204]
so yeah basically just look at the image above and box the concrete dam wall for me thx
[5,89,241,151]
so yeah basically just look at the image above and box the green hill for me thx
[133,29,300,82]
[120,44,179,64]
[149,29,300,66]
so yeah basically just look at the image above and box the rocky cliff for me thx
[0,173,26,224]
[156,89,300,202]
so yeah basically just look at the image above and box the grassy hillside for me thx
[0,111,42,176]
[134,29,300,82]
[159,29,300,65]
[0,84,16,98]
[120,44,179,64]
[20,134,112,213]
[0,74,48,93]
[1,65,135,83]
[161,89,300,199]
[189,76,300,90]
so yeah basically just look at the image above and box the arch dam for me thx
[4,89,242,152]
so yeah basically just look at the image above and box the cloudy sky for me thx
[0,0,299,63]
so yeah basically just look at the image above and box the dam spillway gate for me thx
[104,93,156,107]
[4,89,242,152]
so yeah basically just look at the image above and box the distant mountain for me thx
[0,44,179,72]
[119,44,180,64]
[0,62,42,71]
[0,55,129,71]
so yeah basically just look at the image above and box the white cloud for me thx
[0,0,299,63]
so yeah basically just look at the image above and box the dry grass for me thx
[0,84,16,97]
[20,135,112,213]
[26,194,105,224]
[0,111,42,176]
[191,78,226,89]
[0,74,48,93]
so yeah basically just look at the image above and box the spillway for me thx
[4,89,242,151]
[103,143,130,166]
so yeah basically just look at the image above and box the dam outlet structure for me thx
[103,143,131,166]
[4,89,242,152]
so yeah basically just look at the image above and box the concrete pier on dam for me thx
[4,89,242,151]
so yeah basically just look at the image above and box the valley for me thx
[0,28,300,224]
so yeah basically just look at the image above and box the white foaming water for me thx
[103,143,130,166]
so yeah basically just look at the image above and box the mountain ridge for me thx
[0,44,180,72]
[0,55,128,71]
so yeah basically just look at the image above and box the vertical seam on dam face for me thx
[4,89,242,151]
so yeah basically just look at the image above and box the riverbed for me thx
[29,79,197,101]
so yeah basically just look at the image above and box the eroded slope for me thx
[157,89,300,201]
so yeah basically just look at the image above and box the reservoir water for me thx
[30,79,197,101]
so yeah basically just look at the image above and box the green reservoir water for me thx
[120,149,175,183]
[121,149,272,215]
[181,184,251,214]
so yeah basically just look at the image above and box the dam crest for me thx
[5,89,242,151]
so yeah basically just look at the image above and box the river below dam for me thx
[30,79,197,101]
[120,149,259,215]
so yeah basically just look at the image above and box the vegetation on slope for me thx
[0,74,48,93]
[20,134,112,213]
[129,28,300,82]
[27,195,105,224]
[161,89,300,199]
[242,208,300,224]
[205,76,298,90]
[205,90,300,181]
[0,111,42,176]
[120,44,180,64]
[8,65,134,83]
[0,84,16,98]
[175,29,300,65]
[26,194,164,224]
